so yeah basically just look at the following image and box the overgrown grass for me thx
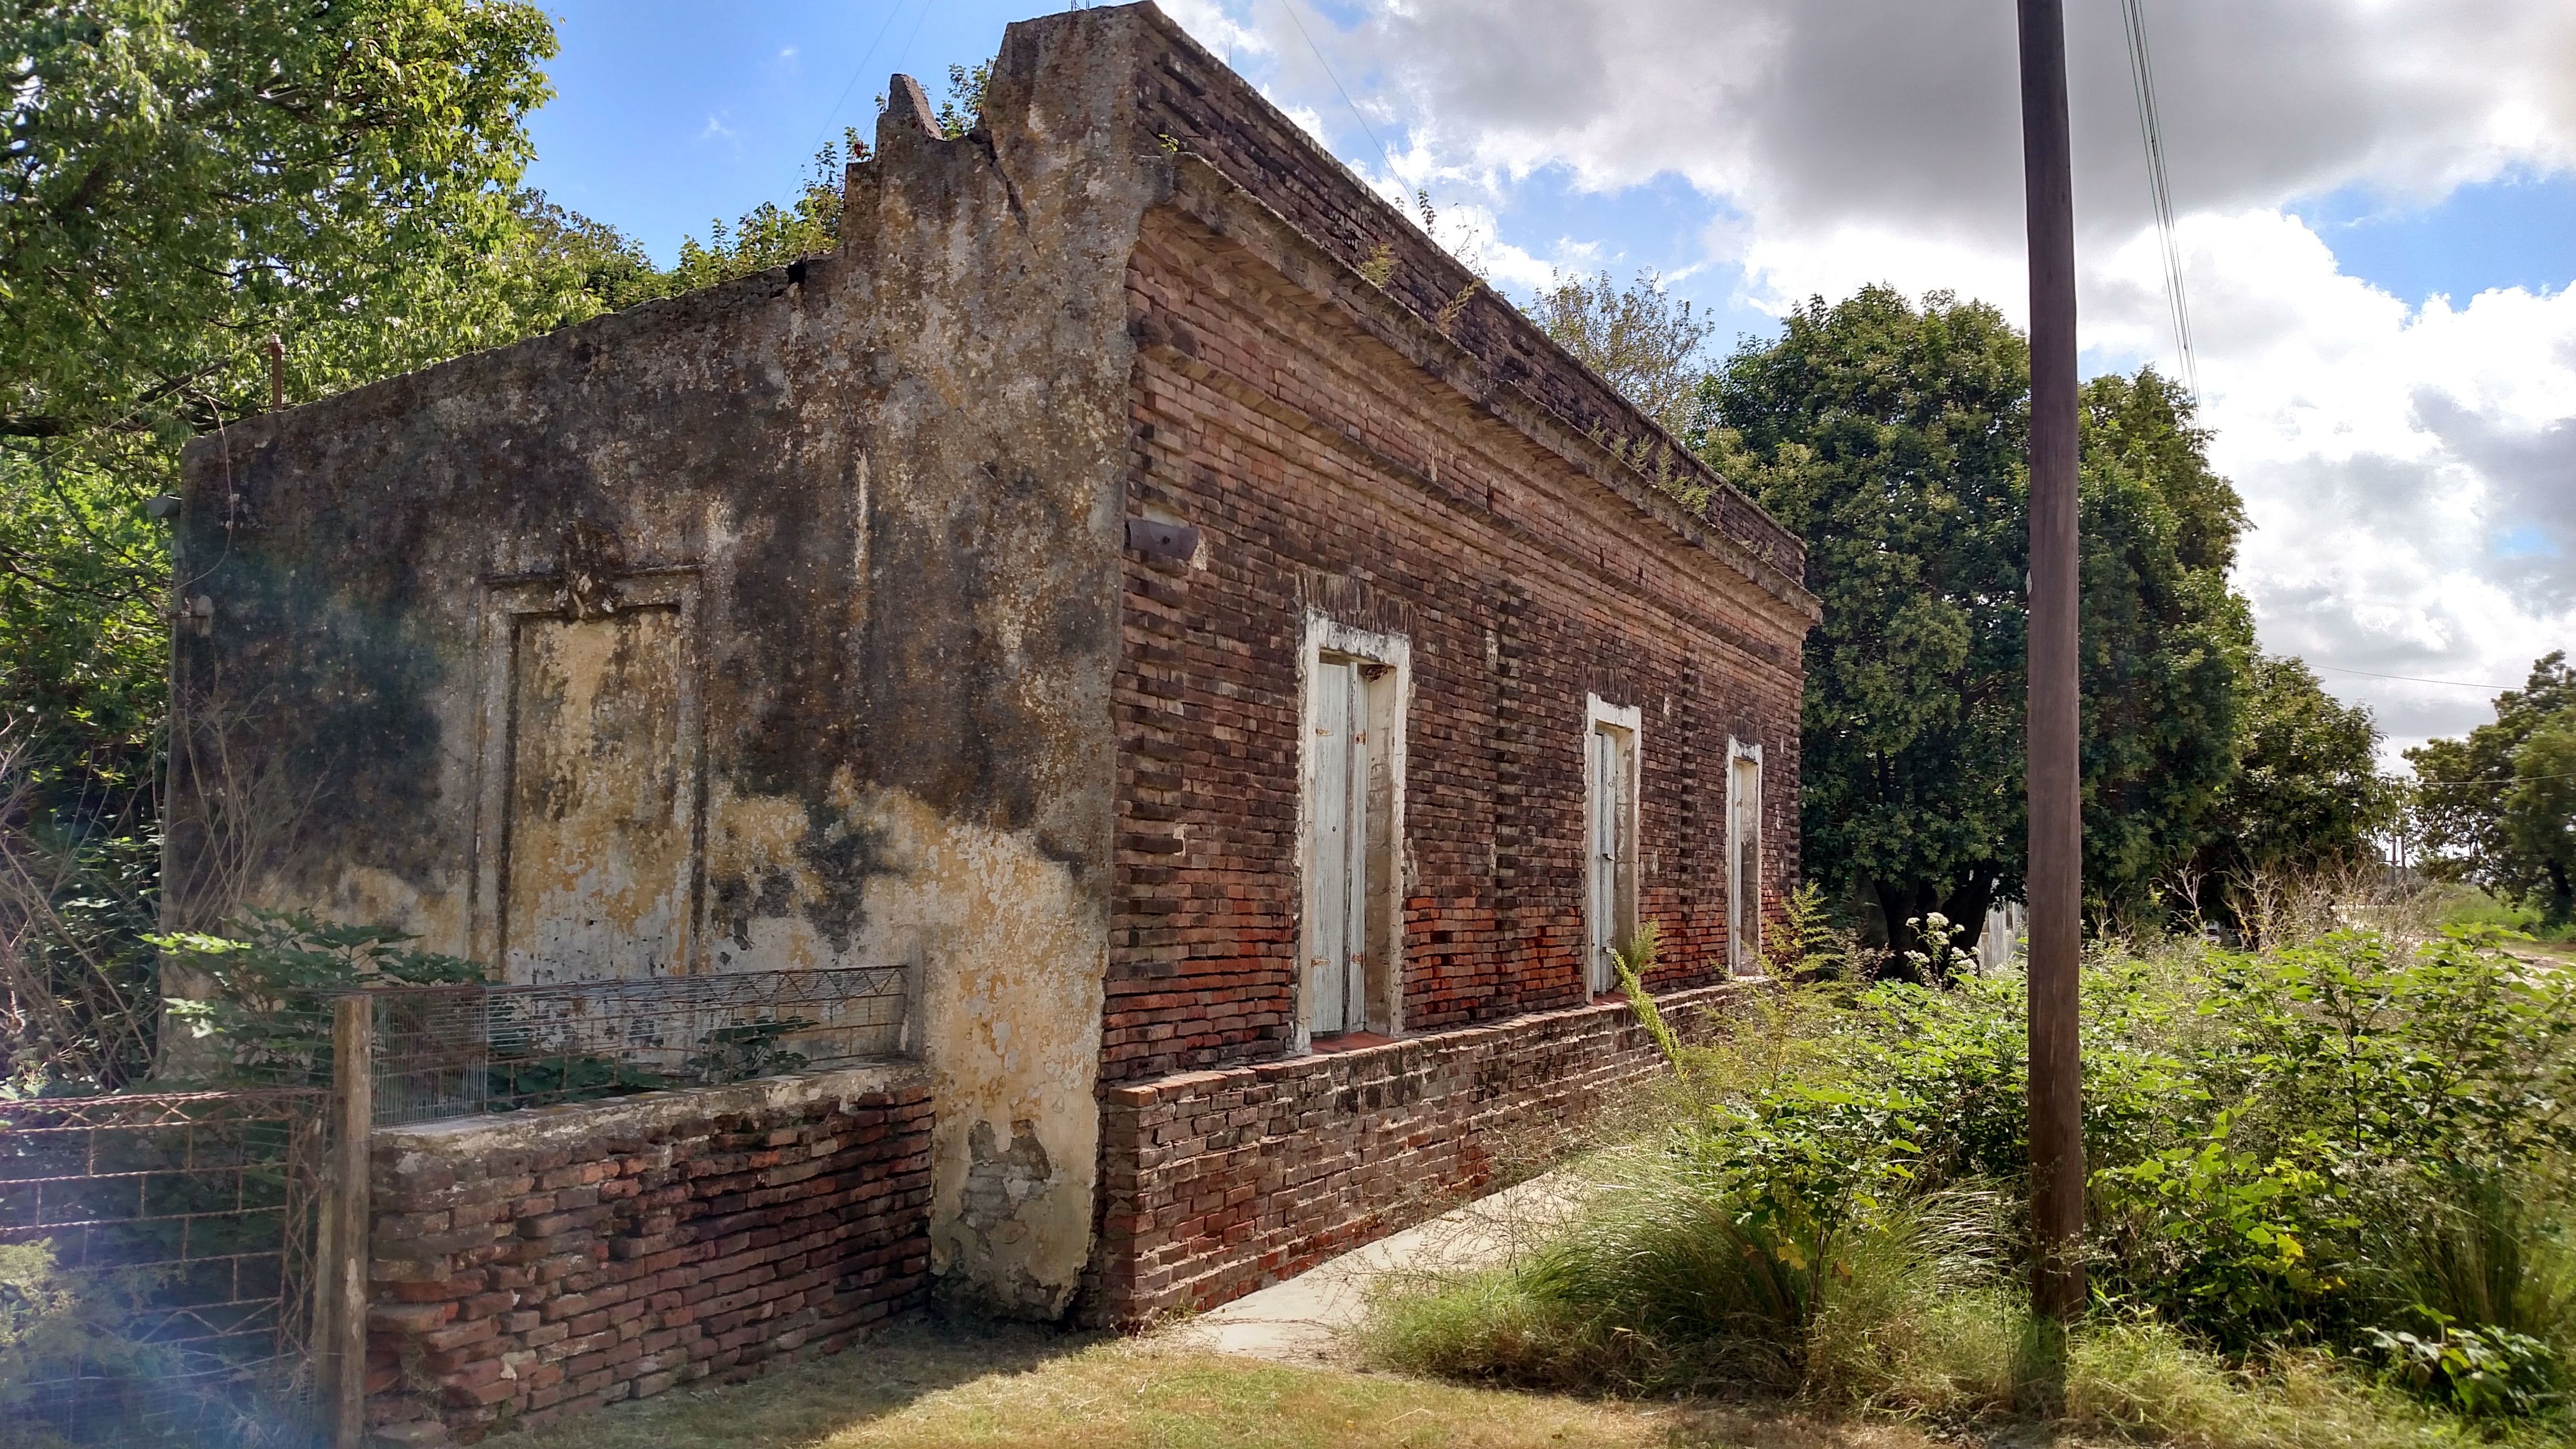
[1365,919,2576,1444]
[496,1319,1932,1449]
[2433,883,2576,945]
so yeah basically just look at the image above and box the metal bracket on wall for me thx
[1125,517,1200,562]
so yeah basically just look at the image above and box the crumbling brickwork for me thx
[361,1070,931,1446]
[1087,983,1744,1325]
[1099,178,1806,1083]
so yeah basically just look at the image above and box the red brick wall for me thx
[1084,983,1744,1326]
[1101,205,1804,1083]
[361,1070,931,1446]
[1127,15,1803,585]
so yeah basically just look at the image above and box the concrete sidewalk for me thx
[1157,1173,1589,1366]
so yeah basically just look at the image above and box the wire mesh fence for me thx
[364,966,915,1127]
[0,1089,325,1449]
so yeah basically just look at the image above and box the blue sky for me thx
[525,2,2573,321]
[521,1,2576,759]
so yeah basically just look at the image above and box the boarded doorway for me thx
[1301,618,1409,1041]
[475,574,702,983]
[1306,654,1373,1035]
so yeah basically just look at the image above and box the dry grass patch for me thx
[495,1318,1940,1449]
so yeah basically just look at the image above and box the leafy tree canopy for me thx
[1,0,599,1092]
[1700,286,2263,956]
[1701,288,2032,955]
[663,134,865,295]
[2,0,595,809]
[2408,652,2576,924]
[2,0,584,446]
[2196,654,2394,886]
[1530,269,1715,442]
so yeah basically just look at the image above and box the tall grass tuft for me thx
[1367,907,2576,1441]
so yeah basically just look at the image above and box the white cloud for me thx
[2159,215,2576,758]
[1167,0,2576,760]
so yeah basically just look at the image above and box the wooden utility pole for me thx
[318,993,373,1447]
[2016,0,2086,1321]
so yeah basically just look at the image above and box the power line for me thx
[2310,662,2524,692]
[808,0,915,152]
[2120,0,2198,402]
[1278,0,1402,182]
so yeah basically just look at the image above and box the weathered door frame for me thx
[1727,738,1764,975]
[468,564,706,981]
[1294,614,1409,1045]
[1583,694,1642,993]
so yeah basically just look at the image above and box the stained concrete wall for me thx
[172,11,1173,1317]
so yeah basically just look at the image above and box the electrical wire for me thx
[1278,0,1403,182]
[808,0,915,152]
[2120,0,2198,402]
[2309,662,2528,692]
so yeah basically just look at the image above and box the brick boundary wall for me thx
[362,1066,933,1447]
[1084,983,1746,1326]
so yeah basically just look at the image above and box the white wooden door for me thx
[1309,659,1370,1034]
[1588,724,1633,992]
[1730,751,1762,973]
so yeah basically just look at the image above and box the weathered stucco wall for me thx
[172,10,1177,1317]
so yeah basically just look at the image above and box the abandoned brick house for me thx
[168,3,1813,1438]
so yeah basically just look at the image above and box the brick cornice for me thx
[1146,155,1821,633]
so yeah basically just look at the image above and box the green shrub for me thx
[1367,921,2576,1432]
[151,908,483,1085]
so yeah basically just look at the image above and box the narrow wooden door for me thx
[1309,658,1371,1034]
[1588,723,1635,992]
[1730,751,1762,973]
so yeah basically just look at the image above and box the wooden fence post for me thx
[317,993,373,1448]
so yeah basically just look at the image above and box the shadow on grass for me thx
[491,1306,1965,1449]
[501,1310,1109,1449]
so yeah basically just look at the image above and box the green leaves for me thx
[1530,269,1717,443]
[2,0,577,445]
[150,906,484,1085]
[1697,291,2387,940]
[1703,289,2030,954]
[2411,652,2576,925]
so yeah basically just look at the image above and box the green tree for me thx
[1,0,584,1090]
[1701,288,2031,960]
[666,133,866,295]
[1530,269,1715,442]
[2073,368,2254,912]
[2192,655,2393,892]
[2409,652,2576,924]
[2,0,589,803]
[1701,288,2255,960]
[2,0,584,448]
[515,190,673,314]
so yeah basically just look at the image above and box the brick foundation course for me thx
[1086,983,1743,1326]
[361,1066,932,1446]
